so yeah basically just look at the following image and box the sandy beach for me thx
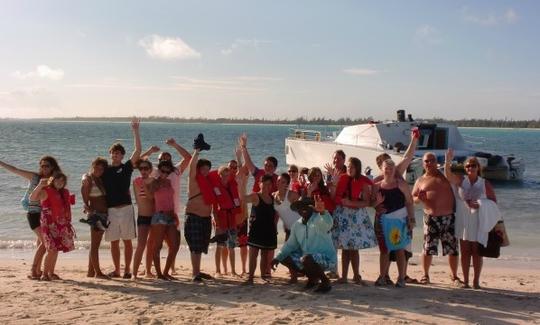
[0,249,538,325]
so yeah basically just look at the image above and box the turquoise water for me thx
[0,121,538,259]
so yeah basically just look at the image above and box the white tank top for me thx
[458,177,486,202]
[274,190,301,230]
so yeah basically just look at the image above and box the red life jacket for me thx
[196,173,217,205]
[208,171,241,213]
[334,174,373,206]
[43,186,73,222]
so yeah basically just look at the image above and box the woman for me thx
[373,159,415,288]
[306,167,336,215]
[445,149,497,289]
[287,165,305,196]
[30,173,75,281]
[132,159,156,280]
[244,175,278,284]
[148,160,180,280]
[0,156,62,279]
[274,172,300,283]
[333,157,377,285]
[81,157,109,279]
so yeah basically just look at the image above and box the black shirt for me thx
[103,160,134,207]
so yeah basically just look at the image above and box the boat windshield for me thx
[418,127,448,150]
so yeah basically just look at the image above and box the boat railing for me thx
[289,129,322,141]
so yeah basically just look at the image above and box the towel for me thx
[477,198,502,247]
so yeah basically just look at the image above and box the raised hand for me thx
[38,178,49,188]
[165,138,177,146]
[314,194,325,213]
[238,133,247,148]
[131,117,140,131]
[445,148,454,162]
[150,145,160,153]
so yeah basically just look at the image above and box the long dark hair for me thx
[39,156,62,177]
[348,157,362,179]
[308,167,330,196]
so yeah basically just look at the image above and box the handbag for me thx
[478,224,504,258]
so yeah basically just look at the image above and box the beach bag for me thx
[382,215,411,251]
[478,227,503,258]
[495,220,510,247]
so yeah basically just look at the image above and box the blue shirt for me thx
[276,211,336,265]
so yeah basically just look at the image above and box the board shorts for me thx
[423,213,458,256]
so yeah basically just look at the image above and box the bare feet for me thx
[145,272,156,279]
[40,274,52,281]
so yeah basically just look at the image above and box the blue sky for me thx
[0,1,538,120]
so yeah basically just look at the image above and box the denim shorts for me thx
[151,212,176,226]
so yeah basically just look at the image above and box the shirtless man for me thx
[185,149,214,282]
[412,152,460,285]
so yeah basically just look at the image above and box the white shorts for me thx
[105,205,136,241]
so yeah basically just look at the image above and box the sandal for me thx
[374,276,387,287]
[450,276,464,287]
[353,275,368,286]
[50,274,61,280]
[107,271,121,278]
[404,276,419,284]
[335,277,348,284]
[419,275,430,285]
[123,273,132,279]
[199,272,214,280]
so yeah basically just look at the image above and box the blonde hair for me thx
[218,165,230,176]
[48,172,67,187]
[382,158,395,168]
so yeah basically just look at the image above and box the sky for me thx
[0,0,539,120]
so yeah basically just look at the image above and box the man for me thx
[102,117,141,278]
[412,152,461,285]
[271,195,336,293]
[238,133,278,193]
[185,148,214,282]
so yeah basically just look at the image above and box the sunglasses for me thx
[139,166,151,171]
[465,164,478,168]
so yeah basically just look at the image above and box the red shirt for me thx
[335,174,373,207]
[251,167,278,193]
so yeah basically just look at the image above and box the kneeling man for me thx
[271,195,336,293]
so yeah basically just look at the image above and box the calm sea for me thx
[0,121,538,260]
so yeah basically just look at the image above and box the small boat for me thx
[285,110,525,182]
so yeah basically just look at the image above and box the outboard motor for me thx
[397,110,406,122]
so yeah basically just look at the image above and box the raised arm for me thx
[242,193,260,205]
[444,148,462,186]
[166,138,192,173]
[30,178,48,202]
[238,133,256,174]
[188,149,200,181]
[396,131,418,176]
[129,117,142,165]
[0,160,36,181]
[140,145,160,160]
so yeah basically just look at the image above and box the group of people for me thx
[0,119,502,292]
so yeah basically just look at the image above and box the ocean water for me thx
[0,121,538,260]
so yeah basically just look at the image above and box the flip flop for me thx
[198,272,213,280]
[420,275,430,285]
[404,276,419,284]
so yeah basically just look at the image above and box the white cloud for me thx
[0,87,62,117]
[138,35,201,60]
[462,7,518,26]
[414,25,442,45]
[343,68,379,76]
[504,9,518,24]
[12,65,65,81]
[220,39,273,55]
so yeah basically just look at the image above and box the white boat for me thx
[285,110,525,182]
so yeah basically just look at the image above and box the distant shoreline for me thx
[1,116,539,129]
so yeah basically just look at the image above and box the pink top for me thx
[154,183,175,212]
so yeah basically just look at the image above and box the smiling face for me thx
[347,161,356,177]
[260,179,273,194]
[52,176,66,190]
[263,159,276,174]
[198,165,210,177]
[92,163,106,177]
[277,175,290,191]
[138,162,152,178]
[422,153,438,173]
[464,157,480,177]
[333,152,345,170]
[39,160,53,177]
[110,150,124,165]
[382,160,395,178]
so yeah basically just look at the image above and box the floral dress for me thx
[333,175,377,250]
[40,187,75,253]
